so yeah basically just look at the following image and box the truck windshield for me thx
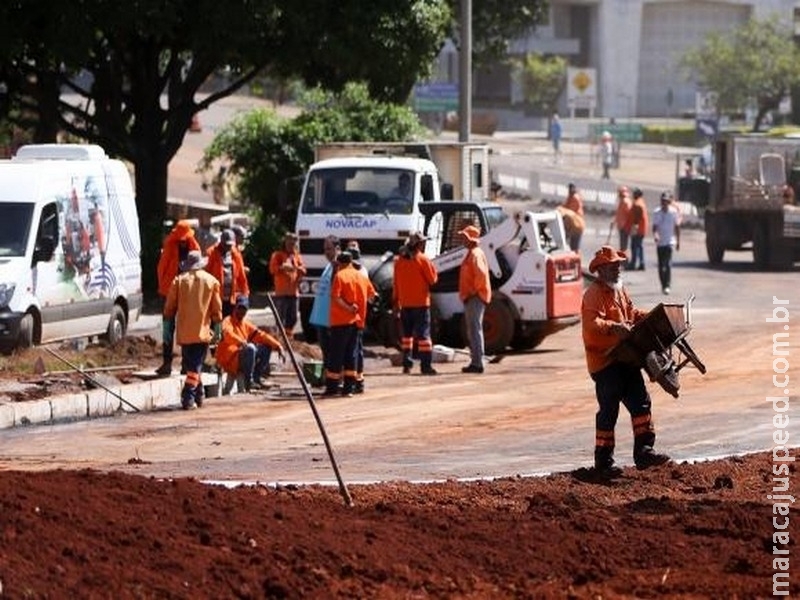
[301,168,415,215]
[0,203,33,257]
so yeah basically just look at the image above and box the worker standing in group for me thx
[560,183,585,252]
[269,232,306,338]
[393,231,439,376]
[458,225,492,374]
[324,251,373,397]
[163,250,223,410]
[612,185,632,253]
[216,295,284,393]
[309,235,340,373]
[582,245,671,478]
[627,188,649,270]
[205,229,250,317]
[345,240,375,393]
[155,220,200,376]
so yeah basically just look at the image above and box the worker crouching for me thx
[216,295,284,393]
[581,246,671,478]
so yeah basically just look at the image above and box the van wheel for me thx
[18,314,34,350]
[103,305,127,345]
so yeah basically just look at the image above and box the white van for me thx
[0,144,142,353]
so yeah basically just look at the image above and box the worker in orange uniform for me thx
[216,295,284,393]
[393,231,439,375]
[155,220,201,376]
[324,251,374,397]
[612,185,632,252]
[205,229,250,318]
[269,232,306,337]
[561,182,585,252]
[345,240,375,393]
[582,245,671,478]
[627,188,649,270]
[458,225,492,374]
[164,250,223,410]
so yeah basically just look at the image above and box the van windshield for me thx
[0,203,33,257]
[301,168,414,215]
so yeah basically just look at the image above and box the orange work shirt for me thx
[627,198,649,237]
[205,244,250,304]
[458,246,491,304]
[269,249,306,297]
[581,281,648,374]
[330,264,373,327]
[156,221,200,297]
[563,192,584,216]
[163,269,223,345]
[615,197,632,232]
[393,252,438,308]
[215,314,281,375]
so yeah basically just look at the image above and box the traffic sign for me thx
[414,83,459,112]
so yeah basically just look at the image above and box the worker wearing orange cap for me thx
[458,225,491,374]
[155,220,201,376]
[612,185,632,252]
[582,246,671,479]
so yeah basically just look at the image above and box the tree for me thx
[510,53,567,116]
[680,17,800,132]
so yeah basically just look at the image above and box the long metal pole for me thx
[266,293,353,507]
[44,347,140,413]
[458,0,472,143]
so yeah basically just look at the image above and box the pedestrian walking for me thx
[269,232,306,337]
[393,231,439,375]
[582,245,671,478]
[155,220,200,376]
[627,188,648,270]
[652,191,681,295]
[163,250,223,410]
[205,229,250,317]
[549,113,562,163]
[600,131,614,179]
[458,225,491,374]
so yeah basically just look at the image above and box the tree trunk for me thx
[133,146,170,304]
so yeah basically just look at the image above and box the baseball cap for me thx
[234,295,249,309]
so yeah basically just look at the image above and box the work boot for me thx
[635,448,671,470]
[155,350,173,376]
[421,367,438,376]
[594,461,624,479]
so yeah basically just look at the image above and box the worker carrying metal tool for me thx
[581,245,671,479]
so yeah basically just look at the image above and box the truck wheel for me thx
[17,313,34,350]
[103,305,127,345]
[753,222,770,269]
[704,213,724,264]
[481,298,514,355]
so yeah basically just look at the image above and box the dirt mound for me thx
[0,452,794,598]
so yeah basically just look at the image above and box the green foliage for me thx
[510,53,567,115]
[680,17,800,132]
[641,125,700,147]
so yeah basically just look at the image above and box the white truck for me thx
[295,142,491,340]
[368,202,583,354]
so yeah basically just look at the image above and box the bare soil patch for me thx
[0,452,794,598]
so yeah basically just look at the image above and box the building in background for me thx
[464,0,798,124]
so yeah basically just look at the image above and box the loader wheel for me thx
[481,298,514,355]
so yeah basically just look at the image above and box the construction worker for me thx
[561,183,585,252]
[458,225,491,374]
[612,185,632,253]
[269,232,306,337]
[309,235,340,373]
[324,251,373,397]
[582,245,671,478]
[155,220,200,376]
[205,228,250,317]
[216,295,284,393]
[393,231,439,375]
[627,188,649,270]
[345,240,375,393]
[163,250,223,410]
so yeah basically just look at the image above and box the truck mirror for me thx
[441,183,454,200]
[420,174,434,201]
[33,235,55,263]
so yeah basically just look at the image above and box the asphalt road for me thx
[1,214,795,485]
